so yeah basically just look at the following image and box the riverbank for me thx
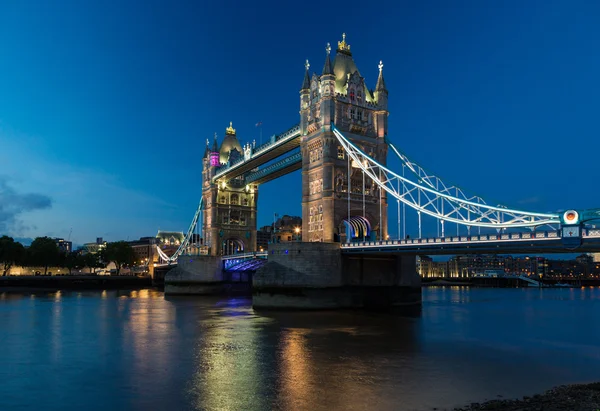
[0,275,152,290]
[453,382,600,410]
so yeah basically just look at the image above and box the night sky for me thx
[1,0,600,245]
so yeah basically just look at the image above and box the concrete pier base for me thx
[253,243,421,311]
[164,255,223,295]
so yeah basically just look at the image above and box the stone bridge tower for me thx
[201,123,258,255]
[300,34,389,243]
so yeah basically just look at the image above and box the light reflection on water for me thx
[0,287,599,410]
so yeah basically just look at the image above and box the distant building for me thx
[270,215,302,244]
[257,226,272,251]
[54,238,72,253]
[83,237,106,254]
[128,236,157,266]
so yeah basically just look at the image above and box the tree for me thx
[28,237,60,275]
[104,241,135,275]
[0,236,25,276]
[63,252,84,275]
[83,252,105,274]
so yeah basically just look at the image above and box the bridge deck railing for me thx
[340,230,575,249]
[221,251,268,260]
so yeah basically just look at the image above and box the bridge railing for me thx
[340,230,563,248]
[221,251,268,260]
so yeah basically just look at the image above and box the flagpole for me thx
[256,121,263,145]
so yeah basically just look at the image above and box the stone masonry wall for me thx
[254,242,342,288]
[164,255,223,295]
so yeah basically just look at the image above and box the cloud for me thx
[0,176,52,234]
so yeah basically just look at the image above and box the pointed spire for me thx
[376,60,387,91]
[212,132,218,152]
[322,42,333,75]
[203,138,210,158]
[301,59,310,90]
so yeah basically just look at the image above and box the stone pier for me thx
[253,243,421,311]
[164,255,223,295]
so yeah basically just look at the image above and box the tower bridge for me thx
[162,34,600,310]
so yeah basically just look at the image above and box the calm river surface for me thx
[1,287,599,410]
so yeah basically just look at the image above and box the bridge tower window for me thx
[337,146,345,159]
[231,194,239,205]
[220,196,227,204]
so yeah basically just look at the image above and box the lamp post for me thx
[294,227,301,242]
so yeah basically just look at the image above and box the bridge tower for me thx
[201,123,258,255]
[300,34,389,243]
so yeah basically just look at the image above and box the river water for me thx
[0,287,599,410]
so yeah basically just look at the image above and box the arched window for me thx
[230,194,239,205]
[350,89,355,102]
[220,196,227,204]
[243,198,249,206]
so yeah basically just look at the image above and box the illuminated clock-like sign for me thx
[563,210,579,225]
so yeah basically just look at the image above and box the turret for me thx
[210,132,220,167]
[320,43,335,127]
[300,59,311,135]
[374,60,388,108]
[374,61,388,138]
[218,122,242,165]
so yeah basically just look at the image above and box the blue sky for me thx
[1,0,600,245]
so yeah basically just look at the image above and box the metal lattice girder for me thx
[332,125,560,229]
[213,124,301,182]
[244,151,302,185]
[156,197,204,263]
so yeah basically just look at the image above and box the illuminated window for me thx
[357,89,362,103]
[337,146,345,159]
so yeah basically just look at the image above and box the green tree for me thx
[28,237,60,275]
[83,252,105,274]
[63,252,84,275]
[0,236,25,276]
[104,241,135,275]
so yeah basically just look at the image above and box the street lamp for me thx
[294,227,300,241]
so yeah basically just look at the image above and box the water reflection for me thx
[189,298,273,410]
[0,288,599,411]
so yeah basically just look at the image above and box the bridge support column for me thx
[253,243,421,312]
[164,255,224,295]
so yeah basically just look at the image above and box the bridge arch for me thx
[221,237,245,256]
[339,214,377,242]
